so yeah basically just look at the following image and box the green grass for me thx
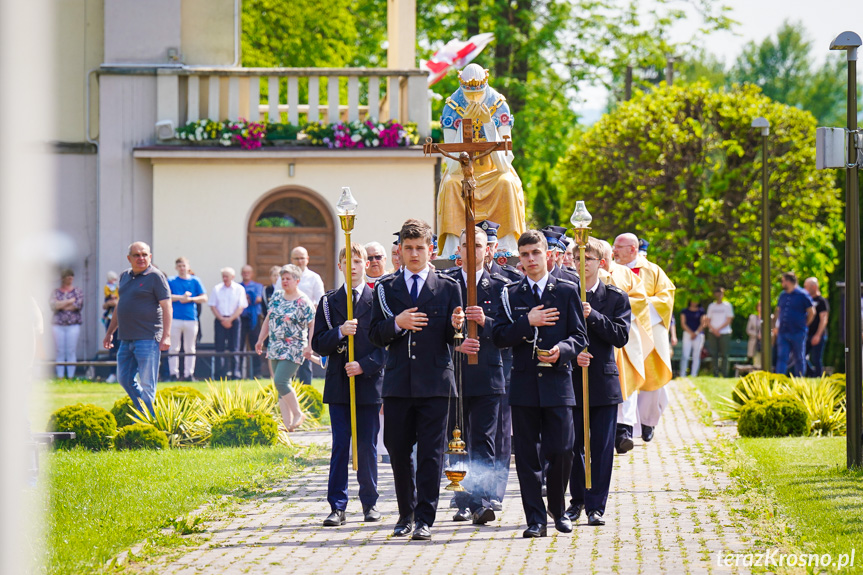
[688,376,736,416]
[33,378,328,430]
[39,444,322,575]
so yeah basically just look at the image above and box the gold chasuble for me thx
[600,264,654,399]
[631,255,676,391]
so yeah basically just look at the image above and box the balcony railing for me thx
[150,67,431,139]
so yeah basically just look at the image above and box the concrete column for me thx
[387,0,416,69]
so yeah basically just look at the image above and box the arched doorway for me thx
[248,187,335,290]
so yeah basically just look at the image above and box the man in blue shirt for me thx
[775,272,816,376]
[240,265,265,378]
[168,257,207,381]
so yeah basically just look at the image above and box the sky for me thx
[576,0,861,118]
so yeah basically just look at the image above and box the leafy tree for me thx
[556,82,844,323]
[530,167,561,227]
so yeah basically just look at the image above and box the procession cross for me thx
[424,118,512,365]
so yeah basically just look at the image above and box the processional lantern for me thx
[337,186,360,471]
[570,199,593,489]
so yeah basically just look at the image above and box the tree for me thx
[556,82,844,320]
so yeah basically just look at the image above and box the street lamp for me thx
[751,117,771,373]
[830,31,863,469]
[570,200,592,489]
[336,186,359,471]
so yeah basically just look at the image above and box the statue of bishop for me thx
[436,64,526,257]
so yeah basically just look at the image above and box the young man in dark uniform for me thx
[447,227,507,525]
[542,226,581,285]
[567,237,631,526]
[369,219,465,541]
[492,230,588,538]
[312,243,386,527]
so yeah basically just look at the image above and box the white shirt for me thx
[298,268,325,308]
[706,301,734,335]
[587,278,601,294]
[461,269,484,286]
[404,267,430,295]
[209,282,248,317]
[527,273,550,298]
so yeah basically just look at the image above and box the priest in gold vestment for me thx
[612,234,676,444]
[437,64,526,257]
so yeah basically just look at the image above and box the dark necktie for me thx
[352,288,358,309]
[410,274,421,305]
[586,290,594,303]
[533,283,542,305]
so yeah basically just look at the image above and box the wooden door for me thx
[247,188,335,289]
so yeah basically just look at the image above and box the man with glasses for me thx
[364,242,389,288]
[102,241,172,415]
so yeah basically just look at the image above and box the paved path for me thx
[141,381,751,574]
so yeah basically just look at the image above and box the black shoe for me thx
[642,425,655,442]
[489,499,503,512]
[411,521,431,541]
[565,503,584,522]
[616,436,634,454]
[522,524,547,538]
[362,505,382,522]
[322,509,346,526]
[393,514,413,536]
[452,508,471,522]
[587,511,605,526]
[471,506,495,525]
[554,515,573,533]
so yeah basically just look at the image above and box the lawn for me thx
[37,444,322,575]
[687,376,862,567]
[32,377,328,430]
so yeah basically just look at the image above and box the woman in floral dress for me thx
[256,264,315,431]
[50,269,84,379]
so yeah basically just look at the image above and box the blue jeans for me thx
[806,337,826,377]
[117,339,161,416]
[327,403,380,511]
[776,331,806,376]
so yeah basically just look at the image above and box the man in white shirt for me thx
[292,246,325,386]
[705,287,734,377]
[209,267,248,379]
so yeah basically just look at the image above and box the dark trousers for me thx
[806,337,826,377]
[454,394,501,512]
[777,331,806,376]
[493,391,512,502]
[706,333,731,377]
[297,358,313,385]
[383,396,449,526]
[511,405,575,527]
[327,403,380,512]
[213,319,240,379]
[570,404,617,516]
[240,316,262,377]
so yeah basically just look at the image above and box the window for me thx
[254,196,327,228]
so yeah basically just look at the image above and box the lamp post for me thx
[337,186,359,471]
[752,117,771,373]
[830,31,863,469]
[571,200,592,489]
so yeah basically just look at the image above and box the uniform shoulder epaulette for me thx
[324,288,339,298]
[555,277,578,287]
[437,272,460,284]
[378,271,399,284]
[607,284,626,296]
[489,272,509,284]
[442,266,461,276]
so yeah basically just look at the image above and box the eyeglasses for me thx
[584,257,600,261]
[368,255,385,261]
[130,253,150,258]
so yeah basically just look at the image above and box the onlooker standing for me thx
[50,269,84,379]
[102,271,119,330]
[391,241,401,270]
[803,277,829,377]
[209,267,247,379]
[775,272,816,376]
[240,265,264,378]
[746,302,763,368]
[705,288,734,377]
[292,246,325,386]
[168,257,207,381]
[365,241,389,287]
[679,300,705,377]
[102,242,171,415]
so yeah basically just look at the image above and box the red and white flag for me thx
[420,33,494,86]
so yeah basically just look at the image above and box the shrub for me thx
[158,385,206,403]
[784,376,846,436]
[48,404,116,450]
[129,396,209,448]
[721,371,789,420]
[210,409,278,447]
[114,423,169,450]
[112,387,206,429]
[737,396,810,438]
[296,385,324,420]
[110,396,138,428]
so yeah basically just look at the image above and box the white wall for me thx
[148,152,436,343]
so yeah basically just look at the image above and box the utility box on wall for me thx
[816,127,848,170]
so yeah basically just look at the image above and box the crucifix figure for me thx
[423,117,512,365]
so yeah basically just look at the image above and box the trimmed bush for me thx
[48,403,116,450]
[210,409,278,447]
[296,385,324,420]
[114,423,169,450]
[159,385,206,402]
[737,396,810,438]
[110,396,138,428]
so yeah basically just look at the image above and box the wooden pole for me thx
[463,119,478,365]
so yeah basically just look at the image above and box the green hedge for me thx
[210,409,278,447]
[48,404,116,450]
[296,385,324,420]
[114,423,169,450]
[738,396,810,438]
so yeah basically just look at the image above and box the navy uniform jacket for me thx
[551,263,580,287]
[369,270,462,398]
[488,260,522,283]
[312,286,385,405]
[573,281,631,407]
[445,268,507,396]
[492,275,589,407]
